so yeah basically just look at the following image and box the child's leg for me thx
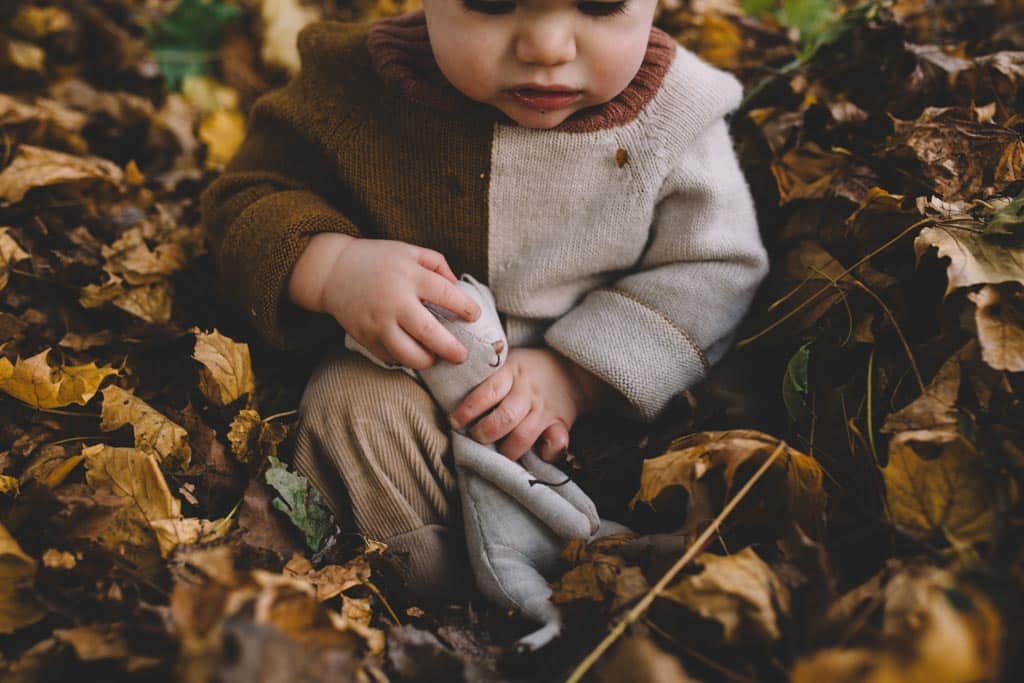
[292,348,466,600]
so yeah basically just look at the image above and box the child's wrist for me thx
[288,232,357,314]
[560,355,615,414]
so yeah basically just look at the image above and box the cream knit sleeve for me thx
[543,116,769,422]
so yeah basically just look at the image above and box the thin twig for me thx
[261,409,298,423]
[736,218,932,348]
[364,579,401,626]
[565,441,788,683]
[643,617,756,683]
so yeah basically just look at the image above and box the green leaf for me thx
[264,456,334,552]
[151,0,244,90]
[782,342,812,422]
[984,190,1024,237]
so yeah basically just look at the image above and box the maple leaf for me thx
[192,328,255,407]
[0,349,117,409]
[100,385,192,468]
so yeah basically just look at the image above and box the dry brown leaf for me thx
[598,635,700,683]
[283,553,372,602]
[881,349,995,543]
[0,226,30,292]
[629,430,826,539]
[192,328,255,407]
[661,547,791,644]
[0,348,118,409]
[150,517,233,558]
[0,474,19,495]
[551,553,627,604]
[793,565,1001,683]
[10,6,72,40]
[0,521,43,634]
[41,549,75,570]
[968,284,1024,371]
[100,385,192,468]
[915,225,1024,295]
[228,408,261,462]
[80,271,174,323]
[0,144,124,204]
[84,445,181,523]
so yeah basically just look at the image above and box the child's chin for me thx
[504,107,575,130]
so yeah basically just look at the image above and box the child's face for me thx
[422,0,660,129]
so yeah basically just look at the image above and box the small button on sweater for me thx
[199,9,770,422]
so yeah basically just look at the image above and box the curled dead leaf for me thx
[915,224,1024,295]
[0,144,124,204]
[660,547,791,645]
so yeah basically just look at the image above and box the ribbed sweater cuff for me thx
[224,189,358,350]
[543,288,709,422]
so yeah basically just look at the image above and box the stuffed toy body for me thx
[345,274,626,650]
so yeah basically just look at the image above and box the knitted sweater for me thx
[199,10,769,422]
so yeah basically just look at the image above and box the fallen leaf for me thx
[0,348,118,409]
[915,224,1024,295]
[0,144,124,204]
[0,226,30,291]
[660,547,791,644]
[284,552,372,602]
[969,284,1024,371]
[199,108,246,168]
[265,456,334,552]
[228,408,261,462]
[599,635,700,683]
[53,622,161,670]
[0,520,44,633]
[150,517,232,558]
[629,430,826,540]
[84,445,181,523]
[881,348,995,543]
[100,385,192,467]
[192,328,255,407]
[41,549,75,570]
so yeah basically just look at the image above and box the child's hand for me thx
[321,238,481,369]
[449,348,592,462]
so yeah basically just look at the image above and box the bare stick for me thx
[565,440,788,683]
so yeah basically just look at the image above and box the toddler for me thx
[200,0,769,599]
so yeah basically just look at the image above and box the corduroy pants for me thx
[292,347,470,600]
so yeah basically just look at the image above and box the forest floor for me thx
[1,0,1023,681]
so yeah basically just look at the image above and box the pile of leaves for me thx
[0,0,1022,681]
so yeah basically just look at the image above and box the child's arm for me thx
[543,115,770,422]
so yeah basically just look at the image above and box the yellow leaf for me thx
[192,328,255,407]
[100,385,192,468]
[0,348,118,408]
[0,226,29,292]
[199,109,246,168]
[660,548,791,645]
[81,272,174,323]
[0,144,123,204]
[0,474,19,495]
[0,520,44,633]
[85,446,181,522]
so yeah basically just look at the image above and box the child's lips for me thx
[506,87,582,111]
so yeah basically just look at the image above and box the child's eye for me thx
[459,0,630,17]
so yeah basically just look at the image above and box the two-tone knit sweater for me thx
[199,10,769,422]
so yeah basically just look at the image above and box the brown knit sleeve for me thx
[199,80,361,351]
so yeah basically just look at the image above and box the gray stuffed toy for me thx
[345,274,626,651]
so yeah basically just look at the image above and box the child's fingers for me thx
[419,271,481,321]
[469,390,530,445]
[416,248,458,283]
[399,305,468,365]
[381,326,435,370]
[538,422,570,462]
[497,408,548,461]
[450,370,514,431]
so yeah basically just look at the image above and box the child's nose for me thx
[514,19,576,66]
